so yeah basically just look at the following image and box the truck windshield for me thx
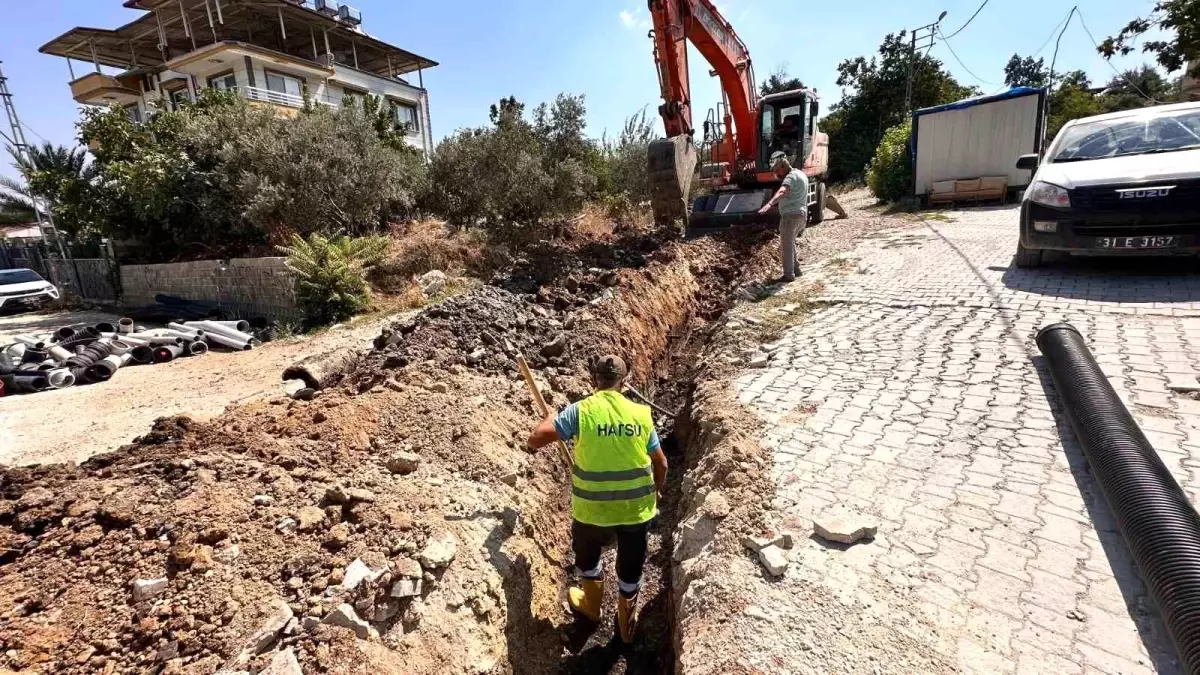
[1050,108,1200,162]
[0,269,44,284]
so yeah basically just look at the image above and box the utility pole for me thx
[0,61,77,290]
[904,11,948,116]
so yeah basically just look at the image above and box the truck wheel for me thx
[810,182,827,225]
[1014,241,1043,269]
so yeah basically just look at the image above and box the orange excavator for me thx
[645,0,830,234]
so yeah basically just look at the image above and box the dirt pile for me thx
[0,221,779,675]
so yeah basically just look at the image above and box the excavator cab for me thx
[755,90,820,177]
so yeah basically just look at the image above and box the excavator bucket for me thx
[647,136,697,228]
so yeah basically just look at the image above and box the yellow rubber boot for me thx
[568,579,603,622]
[617,593,639,643]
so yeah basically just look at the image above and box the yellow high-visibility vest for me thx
[571,390,657,526]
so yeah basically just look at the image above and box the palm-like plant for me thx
[0,174,35,225]
[1,143,95,226]
[277,232,389,326]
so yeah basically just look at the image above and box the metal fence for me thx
[0,242,121,304]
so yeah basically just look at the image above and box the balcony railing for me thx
[239,86,338,109]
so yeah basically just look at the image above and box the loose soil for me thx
[0,191,901,674]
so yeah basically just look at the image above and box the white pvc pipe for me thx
[118,318,134,334]
[186,321,259,345]
[113,335,149,347]
[140,335,185,346]
[46,368,76,389]
[207,319,251,333]
[107,340,134,356]
[166,329,204,341]
[167,322,204,337]
[48,344,72,361]
[153,344,184,362]
[14,335,46,349]
[185,340,209,356]
[201,331,253,351]
[6,343,26,360]
[100,354,125,371]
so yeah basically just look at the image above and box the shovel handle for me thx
[517,355,574,467]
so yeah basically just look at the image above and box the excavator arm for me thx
[648,0,757,159]
[646,0,758,226]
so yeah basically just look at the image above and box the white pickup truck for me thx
[1014,101,1200,268]
[0,268,60,311]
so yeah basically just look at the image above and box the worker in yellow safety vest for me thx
[527,354,668,643]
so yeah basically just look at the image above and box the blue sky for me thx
[0,0,1166,181]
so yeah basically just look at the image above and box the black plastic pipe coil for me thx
[1037,323,1200,672]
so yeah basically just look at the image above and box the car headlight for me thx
[1027,181,1070,208]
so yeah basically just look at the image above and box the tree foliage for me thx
[1004,54,1049,88]
[73,90,425,260]
[2,143,97,235]
[277,231,388,326]
[600,109,657,206]
[865,121,912,202]
[422,93,599,233]
[1100,0,1199,76]
[760,65,805,96]
[823,32,977,181]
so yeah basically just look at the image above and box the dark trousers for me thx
[572,520,649,598]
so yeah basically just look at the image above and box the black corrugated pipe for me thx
[59,326,101,349]
[21,348,48,364]
[53,326,76,342]
[93,321,117,334]
[1,372,49,393]
[1037,323,1200,671]
[65,341,114,370]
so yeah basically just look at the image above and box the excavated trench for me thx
[500,228,775,675]
[0,223,776,675]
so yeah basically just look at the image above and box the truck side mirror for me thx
[1016,154,1040,171]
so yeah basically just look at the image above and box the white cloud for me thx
[619,8,650,30]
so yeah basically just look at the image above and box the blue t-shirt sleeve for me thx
[647,428,662,454]
[553,403,581,441]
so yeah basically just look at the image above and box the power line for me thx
[936,26,1003,86]
[1031,9,1076,60]
[1075,10,1159,103]
[1046,6,1077,90]
[941,0,990,39]
[20,121,48,146]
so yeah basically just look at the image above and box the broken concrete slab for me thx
[812,509,878,545]
[342,559,380,592]
[260,648,302,675]
[741,536,774,553]
[132,578,168,602]
[236,600,294,661]
[418,531,458,569]
[758,545,789,577]
[748,353,769,368]
[390,578,422,598]
[322,604,371,639]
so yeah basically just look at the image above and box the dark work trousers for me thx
[572,520,649,598]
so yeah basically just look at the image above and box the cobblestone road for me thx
[734,205,1200,673]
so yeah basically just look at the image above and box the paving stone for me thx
[727,205,1192,671]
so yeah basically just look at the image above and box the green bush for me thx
[74,90,426,261]
[421,94,597,234]
[277,232,388,326]
[865,121,912,203]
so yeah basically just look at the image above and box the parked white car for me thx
[0,268,60,311]
[1014,100,1200,267]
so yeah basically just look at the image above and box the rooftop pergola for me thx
[40,0,436,83]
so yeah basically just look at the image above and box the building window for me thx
[208,72,238,91]
[392,102,419,132]
[265,71,304,98]
[167,88,191,110]
[341,88,367,109]
[125,104,142,124]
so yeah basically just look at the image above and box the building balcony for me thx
[69,72,141,106]
[239,86,337,112]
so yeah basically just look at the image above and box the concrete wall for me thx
[120,257,300,321]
